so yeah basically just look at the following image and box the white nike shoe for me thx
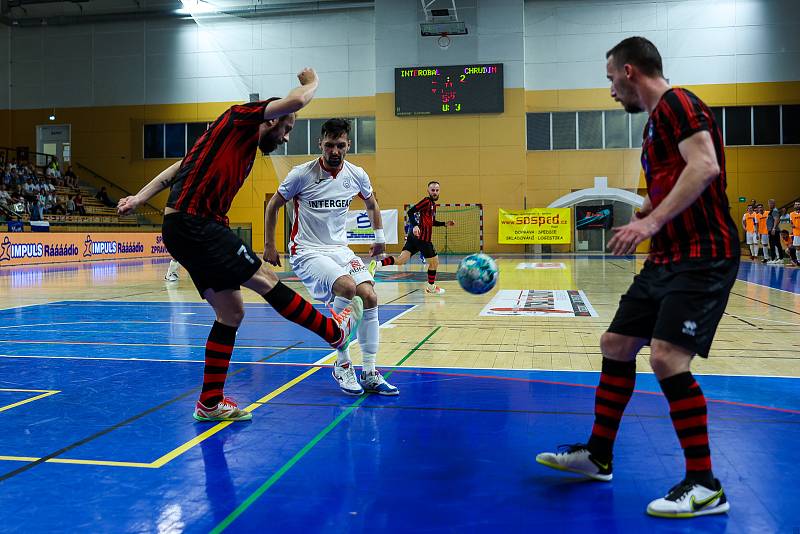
[647,478,730,518]
[330,296,364,351]
[359,370,399,396]
[164,272,179,282]
[535,444,612,481]
[332,361,364,396]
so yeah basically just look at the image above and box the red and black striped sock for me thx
[381,256,395,266]
[660,372,714,487]
[263,281,341,345]
[587,358,636,462]
[199,321,237,408]
[427,269,437,285]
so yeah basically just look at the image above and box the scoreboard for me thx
[394,63,504,116]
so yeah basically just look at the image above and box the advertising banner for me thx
[346,210,399,244]
[576,205,614,230]
[498,208,571,244]
[480,289,598,317]
[0,232,171,266]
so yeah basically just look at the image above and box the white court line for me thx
[0,321,213,330]
[737,279,800,296]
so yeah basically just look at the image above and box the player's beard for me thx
[429,193,439,201]
[324,155,343,168]
[259,137,280,154]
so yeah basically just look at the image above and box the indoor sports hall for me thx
[0,1,798,533]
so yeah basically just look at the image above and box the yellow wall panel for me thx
[527,152,560,176]
[479,146,526,176]
[420,175,481,203]
[557,150,624,177]
[418,147,479,177]
[736,146,800,173]
[376,148,418,177]
[479,116,525,147]
[375,119,418,149]
[479,174,525,204]
[417,116,480,148]
[526,90,559,112]
[681,84,738,106]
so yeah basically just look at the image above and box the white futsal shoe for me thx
[425,284,445,295]
[647,478,729,518]
[360,370,399,396]
[332,361,364,396]
[535,444,613,481]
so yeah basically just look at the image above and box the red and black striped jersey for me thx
[641,88,739,264]
[407,196,444,243]
[167,98,278,226]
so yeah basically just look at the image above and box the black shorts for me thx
[162,212,261,298]
[607,258,739,357]
[402,234,437,258]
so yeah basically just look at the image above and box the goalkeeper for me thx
[370,180,454,294]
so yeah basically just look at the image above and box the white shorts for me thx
[746,232,757,245]
[793,235,800,247]
[290,247,374,305]
[760,234,770,245]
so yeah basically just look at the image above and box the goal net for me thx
[403,203,483,254]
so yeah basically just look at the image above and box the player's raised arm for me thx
[117,159,182,215]
[262,68,319,120]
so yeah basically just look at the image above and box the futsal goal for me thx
[403,203,484,254]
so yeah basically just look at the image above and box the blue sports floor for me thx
[0,257,798,533]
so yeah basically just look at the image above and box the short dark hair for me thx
[606,36,663,77]
[320,118,351,139]
[427,180,439,187]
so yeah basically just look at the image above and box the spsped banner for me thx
[576,205,613,230]
[498,208,571,244]
[0,233,171,266]
[346,210,399,244]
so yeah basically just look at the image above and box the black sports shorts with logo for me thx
[402,233,437,259]
[606,258,739,357]
[162,212,262,298]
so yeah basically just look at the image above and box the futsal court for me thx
[0,256,798,533]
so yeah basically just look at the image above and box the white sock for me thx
[358,306,379,374]
[167,259,179,275]
[332,296,352,365]
[763,246,770,259]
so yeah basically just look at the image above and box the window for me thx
[143,124,164,159]
[753,106,780,145]
[782,105,800,144]
[552,112,576,150]
[578,111,602,149]
[604,110,629,149]
[286,119,310,155]
[164,123,186,158]
[725,106,751,146]
[526,113,550,150]
[356,117,376,153]
[187,122,209,152]
[630,112,649,147]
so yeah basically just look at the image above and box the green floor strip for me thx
[211,326,440,533]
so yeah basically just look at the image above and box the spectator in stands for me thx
[66,195,76,214]
[64,165,77,189]
[95,186,114,207]
[30,197,44,221]
[44,178,55,194]
[23,178,35,195]
[0,184,11,210]
[51,194,67,215]
[11,193,27,216]
[73,192,86,215]
[46,159,61,179]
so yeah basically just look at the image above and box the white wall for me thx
[375,0,525,93]
[6,8,375,109]
[525,0,800,90]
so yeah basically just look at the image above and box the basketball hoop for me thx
[437,33,451,49]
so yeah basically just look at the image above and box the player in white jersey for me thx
[264,118,398,396]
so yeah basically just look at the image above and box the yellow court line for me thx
[0,455,154,468]
[150,365,325,468]
[0,358,334,469]
[0,390,60,413]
